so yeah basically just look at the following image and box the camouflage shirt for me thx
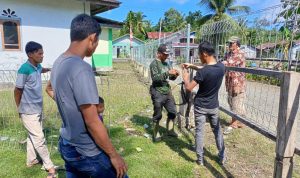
[150,59,171,94]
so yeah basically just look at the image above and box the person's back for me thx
[48,14,128,178]
[182,41,226,166]
[51,55,100,154]
[194,62,225,109]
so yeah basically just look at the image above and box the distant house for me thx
[146,31,198,61]
[112,34,144,59]
[147,32,173,40]
[172,31,198,59]
[291,44,300,61]
[240,45,257,59]
[256,40,300,61]
[0,0,122,71]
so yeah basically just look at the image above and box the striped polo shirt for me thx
[15,60,43,114]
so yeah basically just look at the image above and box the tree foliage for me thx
[119,11,152,40]
[198,0,250,24]
[153,8,186,32]
[185,10,203,30]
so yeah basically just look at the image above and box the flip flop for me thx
[26,159,40,167]
[47,172,57,178]
[223,126,233,135]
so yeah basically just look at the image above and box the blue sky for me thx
[100,0,282,25]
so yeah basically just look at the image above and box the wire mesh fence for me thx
[0,63,149,152]
[131,1,300,157]
[132,26,194,68]
[218,69,283,138]
[194,2,300,154]
[0,70,110,152]
[197,2,300,71]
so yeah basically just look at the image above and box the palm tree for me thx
[199,0,250,24]
[120,11,149,40]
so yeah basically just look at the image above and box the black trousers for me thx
[150,86,177,123]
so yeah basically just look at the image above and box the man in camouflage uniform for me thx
[149,44,179,141]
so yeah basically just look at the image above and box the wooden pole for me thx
[274,71,300,178]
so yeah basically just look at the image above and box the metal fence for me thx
[132,25,192,68]
[197,2,300,71]
[0,71,111,151]
[131,1,300,176]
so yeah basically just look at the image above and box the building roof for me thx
[113,34,145,44]
[86,0,121,15]
[172,43,198,48]
[256,40,300,50]
[93,16,123,29]
[147,32,173,39]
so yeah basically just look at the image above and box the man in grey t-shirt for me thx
[14,41,55,178]
[46,14,128,178]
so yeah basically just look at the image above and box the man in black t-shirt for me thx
[182,41,226,166]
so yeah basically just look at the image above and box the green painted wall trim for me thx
[92,28,113,68]
[108,28,113,66]
[92,54,110,67]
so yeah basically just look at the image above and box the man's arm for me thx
[45,81,55,100]
[42,67,51,73]
[182,63,204,70]
[14,87,23,108]
[80,104,128,178]
[182,69,198,92]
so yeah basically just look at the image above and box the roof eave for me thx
[88,0,121,15]
[100,23,123,29]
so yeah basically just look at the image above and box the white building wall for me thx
[0,0,90,69]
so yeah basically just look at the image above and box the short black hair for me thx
[198,41,215,56]
[99,96,104,104]
[25,41,42,55]
[70,14,101,42]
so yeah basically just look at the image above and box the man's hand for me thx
[181,63,191,69]
[110,153,128,178]
[80,104,128,178]
[45,81,55,100]
[168,69,178,76]
[181,63,203,70]
[182,68,190,80]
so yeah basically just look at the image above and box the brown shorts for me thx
[227,92,246,116]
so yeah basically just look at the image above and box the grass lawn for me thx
[0,62,299,178]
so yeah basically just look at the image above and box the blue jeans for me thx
[59,138,129,178]
[194,106,225,162]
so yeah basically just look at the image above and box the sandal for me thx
[47,172,57,178]
[223,126,234,135]
[41,165,60,171]
[27,159,41,167]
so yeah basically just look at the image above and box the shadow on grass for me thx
[203,148,234,178]
[57,169,66,178]
[106,126,139,157]
[131,114,195,163]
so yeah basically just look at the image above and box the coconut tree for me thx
[120,11,150,40]
[196,0,250,53]
[199,0,250,24]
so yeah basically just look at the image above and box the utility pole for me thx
[159,18,162,45]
